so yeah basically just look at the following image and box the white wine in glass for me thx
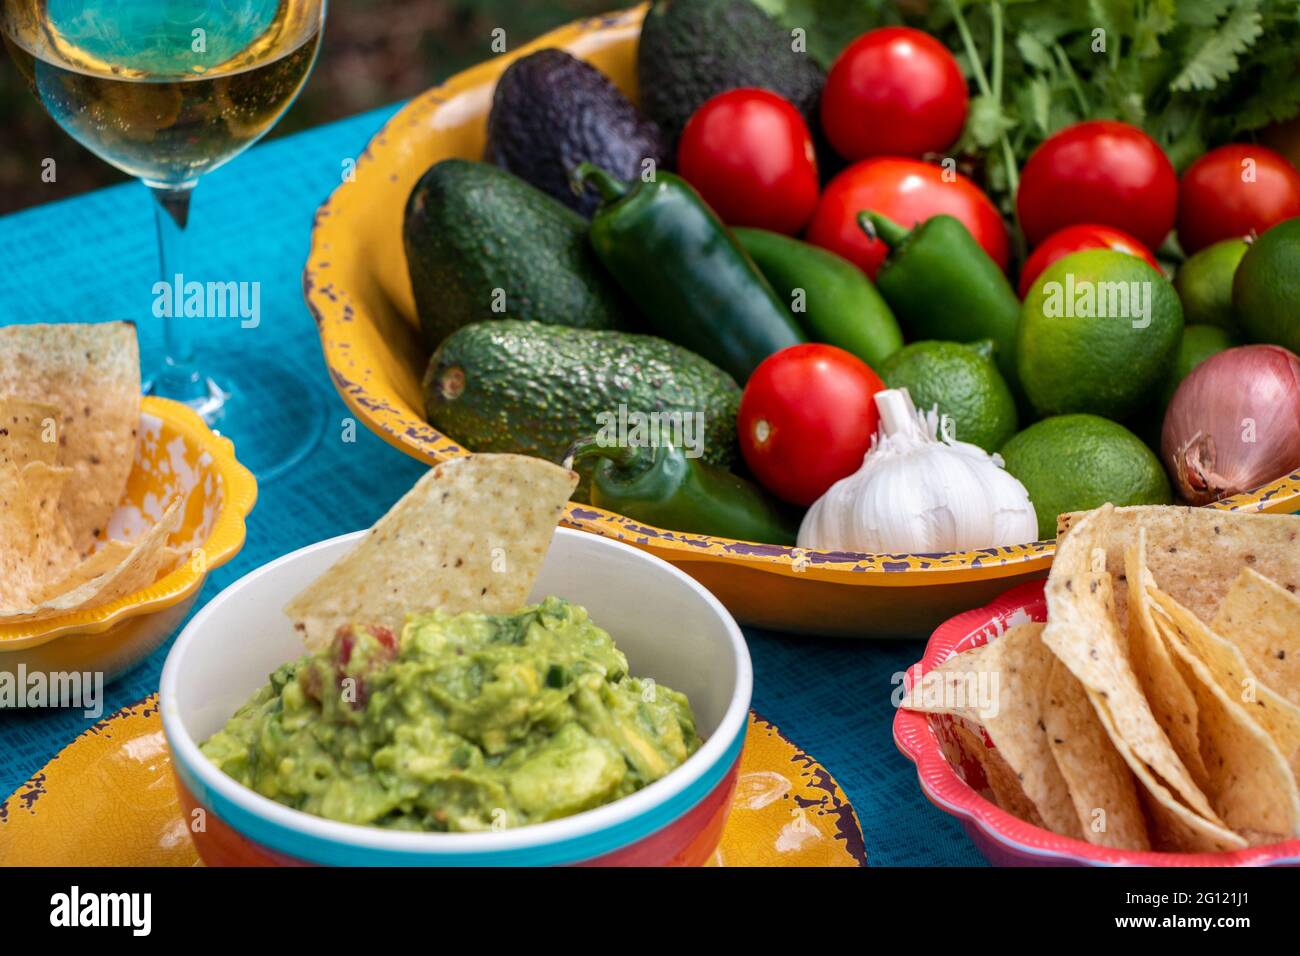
[3,0,327,477]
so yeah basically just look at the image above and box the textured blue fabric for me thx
[0,104,982,866]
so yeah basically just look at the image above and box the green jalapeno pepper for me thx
[573,163,806,384]
[565,436,798,546]
[859,211,1022,389]
[734,226,903,369]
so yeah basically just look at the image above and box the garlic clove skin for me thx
[797,388,1038,554]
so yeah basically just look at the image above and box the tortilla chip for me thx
[1058,505,1300,629]
[285,454,579,649]
[1153,584,1300,779]
[39,539,136,594]
[0,460,77,607]
[0,322,140,554]
[0,397,60,467]
[899,638,1002,721]
[1124,528,1210,791]
[903,623,1080,837]
[1042,657,1150,850]
[0,497,183,622]
[948,721,1045,828]
[1042,506,1220,824]
[0,462,40,608]
[158,544,190,578]
[20,461,78,585]
[1152,583,1300,774]
[977,623,1082,839]
[1149,594,1300,841]
[1212,568,1300,709]
[1088,687,1246,853]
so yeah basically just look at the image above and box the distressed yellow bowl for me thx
[303,4,1300,637]
[0,397,257,678]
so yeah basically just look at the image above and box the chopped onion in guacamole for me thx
[201,596,701,832]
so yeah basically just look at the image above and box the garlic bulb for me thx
[797,388,1038,553]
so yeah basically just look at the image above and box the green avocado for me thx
[636,0,824,146]
[486,49,666,218]
[423,320,741,498]
[403,159,636,348]
[200,597,700,832]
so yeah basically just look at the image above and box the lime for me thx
[1173,238,1247,331]
[1159,324,1239,407]
[1233,218,1300,354]
[999,414,1173,540]
[1017,249,1183,420]
[878,340,1017,451]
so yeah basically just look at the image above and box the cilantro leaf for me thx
[1169,0,1265,91]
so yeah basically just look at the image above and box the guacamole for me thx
[201,596,701,832]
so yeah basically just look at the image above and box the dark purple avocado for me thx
[486,48,667,218]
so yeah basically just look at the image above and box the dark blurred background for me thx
[0,0,613,214]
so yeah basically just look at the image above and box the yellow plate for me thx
[302,3,1300,637]
[0,698,865,868]
[0,397,256,679]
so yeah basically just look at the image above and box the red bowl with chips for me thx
[893,580,1300,866]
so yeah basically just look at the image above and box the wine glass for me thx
[2,0,327,478]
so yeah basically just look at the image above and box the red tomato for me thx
[676,88,819,235]
[805,157,1009,278]
[821,27,968,161]
[737,344,884,506]
[1017,224,1161,297]
[1176,144,1300,254]
[1016,120,1177,250]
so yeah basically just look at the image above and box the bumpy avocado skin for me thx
[486,49,667,217]
[636,0,824,145]
[424,320,741,499]
[403,159,637,349]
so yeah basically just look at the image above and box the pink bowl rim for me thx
[892,579,1300,866]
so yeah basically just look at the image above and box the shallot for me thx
[1161,344,1300,504]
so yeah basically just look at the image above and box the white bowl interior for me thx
[170,527,742,751]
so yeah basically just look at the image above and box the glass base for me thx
[145,353,325,483]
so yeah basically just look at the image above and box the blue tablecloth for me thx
[0,104,983,866]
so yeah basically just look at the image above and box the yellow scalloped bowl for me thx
[0,396,257,678]
[302,4,1300,637]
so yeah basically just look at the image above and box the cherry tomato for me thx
[805,157,1009,278]
[820,27,968,161]
[1016,120,1177,251]
[676,88,819,235]
[737,344,884,506]
[1176,144,1300,254]
[1017,223,1161,297]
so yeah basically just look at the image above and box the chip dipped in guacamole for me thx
[201,597,701,832]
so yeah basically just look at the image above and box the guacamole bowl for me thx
[160,527,752,866]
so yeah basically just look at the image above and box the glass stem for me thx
[149,184,205,403]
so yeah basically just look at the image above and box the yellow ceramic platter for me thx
[0,698,865,868]
[302,4,1300,637]
[0,397,256,679]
